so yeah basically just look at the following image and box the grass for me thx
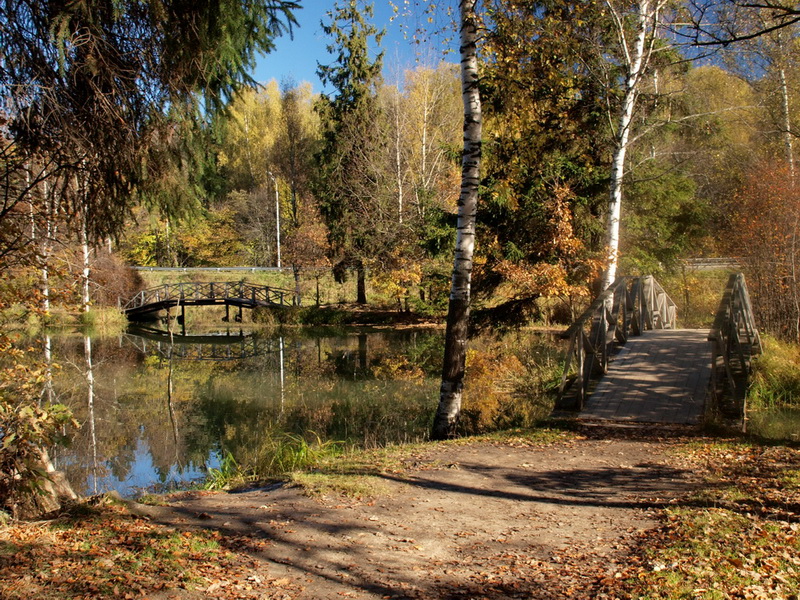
[747,335,800,410]
[79,307,129,335]
[203,433,347,491]
[289,472,390,499]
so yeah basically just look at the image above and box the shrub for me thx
[0,339,77,516]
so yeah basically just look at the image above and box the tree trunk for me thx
[601,0,660,290]
[780,66,795,180]
[274,176,282,269]
[432,0,482,441]
[81,205,91,313]
[293,265,302,306]
[356,260,367,304]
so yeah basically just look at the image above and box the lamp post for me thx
[268,171,282,269]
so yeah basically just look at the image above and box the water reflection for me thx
[748,408,800,441]
[41,327,442,497]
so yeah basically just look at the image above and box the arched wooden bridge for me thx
[557,274,761,428]
[121,281,295,322]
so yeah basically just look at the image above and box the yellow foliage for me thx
[371,356,424,381]
[461,348,526,432]
[369,251,423,303]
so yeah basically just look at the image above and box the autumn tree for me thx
[315,0,388,304]
[274,81,325,302]
[727,164,800,341]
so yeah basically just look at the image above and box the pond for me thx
[747,408,800,442]
[36,326,444,498]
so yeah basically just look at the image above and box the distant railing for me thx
[558,276,677,410]
[122,281,295,313]
[682,257,741,270]
[708,273,762,429]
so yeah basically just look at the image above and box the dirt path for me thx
[136,428,699,600]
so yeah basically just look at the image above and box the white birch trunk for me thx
[432,0,482,440]
[601,0,661,290]
[84,335,98,495]
[81,205,91,313]
[419,83,430,218]
[780,66,795,180]
[274,177,282,269]
[41,179,54,316]
[393,90,405,224]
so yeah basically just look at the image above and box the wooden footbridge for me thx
[121,281,295,322]
[557,274,761,428]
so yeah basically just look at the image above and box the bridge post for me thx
[576,332,585,410]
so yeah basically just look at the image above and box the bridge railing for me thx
[557,275,677,410]
[708,273,762,429]
[122,281,295,312]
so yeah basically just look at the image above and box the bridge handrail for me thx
[121,281,295,312]
[558,275,677,409]
[708,273,762,429]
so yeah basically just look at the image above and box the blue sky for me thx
[252,2,457,92]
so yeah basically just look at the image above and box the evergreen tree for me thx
[314,0,387,304]
[0,0,299,249]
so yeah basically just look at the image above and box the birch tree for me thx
[601,0,667,290]
[431,0,482,440]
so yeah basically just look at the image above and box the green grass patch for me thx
[748,335,800,410]
[289,472,389,499]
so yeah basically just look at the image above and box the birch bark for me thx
[432,0,482,440]
[601,0,664,290]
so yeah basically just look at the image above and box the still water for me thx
[38,327,443,498]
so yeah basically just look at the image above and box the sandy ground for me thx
[135,427,699,600]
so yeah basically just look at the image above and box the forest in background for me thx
[5,1,800,337]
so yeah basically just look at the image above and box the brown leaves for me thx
[600,440,800,600]
[0,503,288,600]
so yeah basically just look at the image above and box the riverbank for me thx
[2,425,798,599]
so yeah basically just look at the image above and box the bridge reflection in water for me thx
[124,326,285,362]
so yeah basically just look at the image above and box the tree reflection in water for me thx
[41,328,443,497]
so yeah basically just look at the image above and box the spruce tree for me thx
[315,0,386,304]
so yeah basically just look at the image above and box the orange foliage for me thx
[728,163,800,339]
[494,184,601,308]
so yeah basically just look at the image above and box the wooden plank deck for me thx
[579,329,711,425]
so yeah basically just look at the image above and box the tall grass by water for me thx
[746,335,800,441]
